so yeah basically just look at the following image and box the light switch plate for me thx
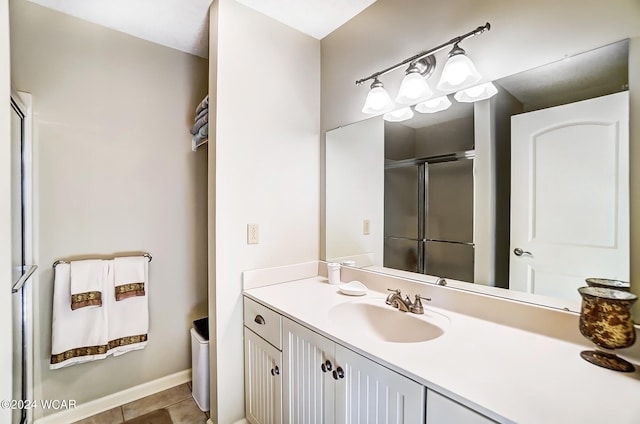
[363,219,370,235]
[247,224,259,244]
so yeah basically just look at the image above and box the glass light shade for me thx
[436,53,481,91]
[454,82,498,103]
[415,96,452,114]
[362,85,395,114]
[383,107,414,122]
[395,72,433,104]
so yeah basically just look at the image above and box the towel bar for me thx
[52,252,152,268]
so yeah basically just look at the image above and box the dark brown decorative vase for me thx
[578,286,637,372]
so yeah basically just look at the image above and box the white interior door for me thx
[509,91,629,304]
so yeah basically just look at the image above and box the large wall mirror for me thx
[325,39,630,313]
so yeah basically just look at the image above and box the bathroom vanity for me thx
[242,263,640,424]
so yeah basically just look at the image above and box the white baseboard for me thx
[34,369,192,424]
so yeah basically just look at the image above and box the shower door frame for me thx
[10,91,35,424]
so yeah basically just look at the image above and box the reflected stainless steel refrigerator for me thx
[384,154,474,281]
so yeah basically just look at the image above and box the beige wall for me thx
[1,0,13,422]
[9,0,208,417]
[320,0,640,312]
[209,0,321,421]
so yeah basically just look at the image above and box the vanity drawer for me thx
[243,297,282,350]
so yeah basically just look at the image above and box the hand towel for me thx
[108,257,149,356]
[70,259,105,310]
[114,256,146,301]
[50,263,109,369]
[195,94,209,115]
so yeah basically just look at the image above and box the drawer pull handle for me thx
[321,360,333,373]
[270,365,280,376]
[332,367,344,380]
[254,315,265,325]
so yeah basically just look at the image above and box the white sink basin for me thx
[328,298,448,343]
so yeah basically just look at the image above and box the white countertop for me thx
[244,276,640,424]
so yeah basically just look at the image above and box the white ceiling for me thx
[26,0,378,58]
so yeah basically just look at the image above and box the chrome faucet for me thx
[386,289,431,314]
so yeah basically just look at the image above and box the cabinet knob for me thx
[321,360,333,373]
[270,365,280,376]
[254,315,265,325]
[332,366,344,380]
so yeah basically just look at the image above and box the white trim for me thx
[33,369,191,424]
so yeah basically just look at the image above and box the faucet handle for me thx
[410,294,431,314]
[435,277,447,286]
[385,288,401,305]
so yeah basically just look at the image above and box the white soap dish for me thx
[339,280,368,296]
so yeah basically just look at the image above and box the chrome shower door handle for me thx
[514,248,532,257]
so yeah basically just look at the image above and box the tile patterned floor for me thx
[73,382,209,424]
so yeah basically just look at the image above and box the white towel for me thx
[113,256,146,301]
[70,259,105,310]
[50,263,109,369]
[108,257,149,356]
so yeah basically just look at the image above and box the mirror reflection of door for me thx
[509,91,629,302]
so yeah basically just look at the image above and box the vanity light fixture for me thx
[383,107,414,122]
[453,82,498,102]
[357,23,491,115]
[415,95,452,114]
[395,58,435,104]
[436,43,482,91]
[361,78,395,114]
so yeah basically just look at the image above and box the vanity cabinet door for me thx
[426,389,495,424]
[282,318,336,424]
[245,327,283,424]
[334,344,425,424]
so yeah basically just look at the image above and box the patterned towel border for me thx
[115,282,145,301]
[50,334,148,365]
[70,291,103,310]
